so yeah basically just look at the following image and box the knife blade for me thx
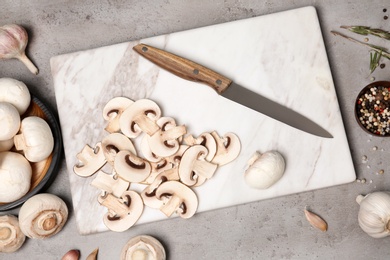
[133,43,332,138]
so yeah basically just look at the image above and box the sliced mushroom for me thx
[120,99,161,138]
[73,142,106,177]
[103,97,134,133]
[141,168,180,209]
[184,132,217,161]
[114,150,151,183]
[141,159,173,185]
[210,131,241,166]
[146,117,186,158]
[91,170,130,198]
[165,144,190,167]
[140,134,162,163]
[179,145,218,187]
[155,181,198,218]
[0,215,26,253]
[120,235,166,260]
[101,133,136,165]
[98,191,143,232]
[13,116,54,162]
[18,193,68,239]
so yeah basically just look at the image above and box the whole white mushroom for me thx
[0,215,26,253]
[0,78,31,115]
[0,102,20,141]
[0,151,32,203]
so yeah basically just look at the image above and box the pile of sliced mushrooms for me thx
[74,97,241,232]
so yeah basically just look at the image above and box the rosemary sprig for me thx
[341,25,390,40]
[369,50,382,74]
[331,31,390,60]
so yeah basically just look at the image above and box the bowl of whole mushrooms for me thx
[0,77,62,211]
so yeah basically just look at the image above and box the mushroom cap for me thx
[0,78,31,115]
[18,193,68,239]
[155,181,198,218]
[13,116,54,162]
[244,151,285,189]
[114,150,151,183]
[0,102,20,141]
[101,133,136,165]
[0,138,14,152]
[184,132,217,161]
[0,151,32,203]
[103,97,134,133]
[0,214,26,253]
[119,99,161,138]
[120,235,166,260]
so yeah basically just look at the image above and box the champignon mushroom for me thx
[101,133,136,165]
[98,190,143,232]
[73,142,106,177]
[0,138,14,152]
[141,159,173,185]
[103,97,134,133]
[140,134,162,163]
[0,151,32,203]
[0,215,26,253]
[178,145,218,187]
[120,235,166,260]
[155,181,198,218]
[119,99,161,138]
[114,150,151,183]
[0,102,20,141]
[0,78,31,115]
[184,132,217,161]
[91,170,130,198]
[141,168,180,209]
[18,193,68,239]
[210,131,241,166]
[145,117,187,158]
[13,116,54,162]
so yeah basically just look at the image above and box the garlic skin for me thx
[0,24,38,75]
[244,151,285,189]
[356,192,390,238]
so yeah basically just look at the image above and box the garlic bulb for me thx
[356,191,390,238]
[244,151,285,189]
[0,24,38,75]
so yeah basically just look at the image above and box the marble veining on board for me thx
[51,6,355,235]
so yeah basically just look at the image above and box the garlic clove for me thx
[304,208,327,232]
[86,248,99,260]
[0,24,38,75]
[61,249,80,260]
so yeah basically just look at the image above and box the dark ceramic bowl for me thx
[0,95,62,211]
[355,81,390,137]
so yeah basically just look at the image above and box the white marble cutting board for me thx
[51,6,356,235]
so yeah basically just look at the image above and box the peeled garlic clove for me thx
[244,151,285,189]
[0,24,38,75]
[304,208,327,232]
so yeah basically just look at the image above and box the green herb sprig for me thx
[341,26,390,40]
[370,51,382,74]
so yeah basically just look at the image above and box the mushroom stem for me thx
[161,125,187,140]
[13,134,25,151]
[135,115,160,136]
[193,160,218,179]
[160,195,181,217]
[99,193,130,216]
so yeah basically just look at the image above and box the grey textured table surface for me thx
[1,0,390,259]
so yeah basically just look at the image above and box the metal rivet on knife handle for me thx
[132,43,232,94]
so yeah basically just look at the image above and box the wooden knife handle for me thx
[133,43,232,94]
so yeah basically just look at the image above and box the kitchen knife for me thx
[133,43,332,138]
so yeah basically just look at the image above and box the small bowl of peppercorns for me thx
[355,81,390,136]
